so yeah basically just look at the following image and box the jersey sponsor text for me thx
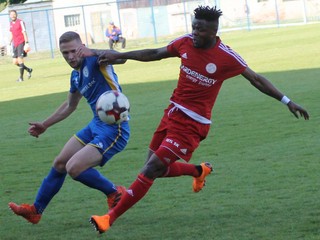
[181,64,217,86]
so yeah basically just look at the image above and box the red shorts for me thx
[149,104,211,165]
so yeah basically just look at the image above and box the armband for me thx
[281,96,290,105]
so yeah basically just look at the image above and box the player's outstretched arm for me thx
[76,46,126,65]
[76,45,96,57]
[76,45,112,57]
[99,58,127,65]
[98,46,174,63]
[241,67,309,120]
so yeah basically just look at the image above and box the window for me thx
[64,14,80,27]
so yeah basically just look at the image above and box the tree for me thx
[0,0,27,14]
[0,0,27,4]
[10,0,27,4]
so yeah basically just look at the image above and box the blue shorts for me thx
[75,118,130,166]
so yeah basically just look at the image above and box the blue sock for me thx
[74,168,116,196]
[34,167,66,214]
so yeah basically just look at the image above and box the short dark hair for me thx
[59,31,82,45]
[9,10,17,15]
[194,6,222,21]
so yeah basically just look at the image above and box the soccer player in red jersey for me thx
[9,10,33,82]
[79,5,309,234]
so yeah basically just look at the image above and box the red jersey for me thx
[10,18,26,47]
[167,35,247,121]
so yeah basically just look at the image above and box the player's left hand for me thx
[287,101,309,120]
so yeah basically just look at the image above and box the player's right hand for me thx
[23,43,30,53]
[28,122,46,138]
[76,45,94,57]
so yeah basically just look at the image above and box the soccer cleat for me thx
[16,77,24,82]
[107,185,126,210]
[90,214,110,234]
[8,202,41,224]
[27,68,33,79]
[192,162,213,192]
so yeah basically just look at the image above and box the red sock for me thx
[109,174,153,225]
[162,162,199,177]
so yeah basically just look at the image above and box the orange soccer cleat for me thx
[192,162,213,192]
[8,202,41,224]
[90,214,110,234]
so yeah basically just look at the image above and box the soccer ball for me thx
[96,90,130,124]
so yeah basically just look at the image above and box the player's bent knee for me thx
[65,164,81,179]
[142,156,167,179]
[154,147,179,166]
[53,158,67,173]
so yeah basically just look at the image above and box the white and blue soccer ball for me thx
[96,90,130,125]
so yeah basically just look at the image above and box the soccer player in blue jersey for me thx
[8,31,130,224]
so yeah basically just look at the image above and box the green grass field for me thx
[1,24,319,240]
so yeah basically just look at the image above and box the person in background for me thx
[9,9,32,82]
[105,21,126,50]
[83,5,309,234]
[8,31,129,225]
